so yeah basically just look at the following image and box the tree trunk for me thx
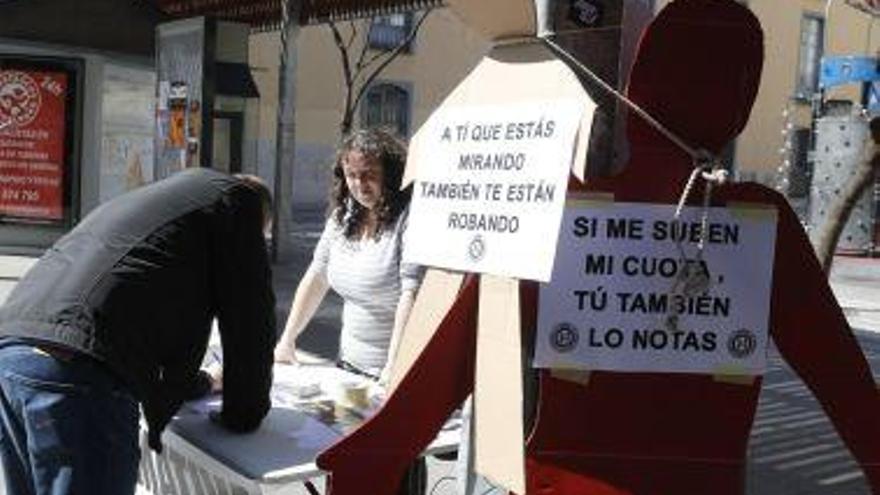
[814,117,880,274]
[272,0,301,262]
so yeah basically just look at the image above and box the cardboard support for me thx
[475,275,525,494]
[389,268,465,392]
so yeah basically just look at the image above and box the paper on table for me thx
[184,364,386,434]
[272,382,322,407]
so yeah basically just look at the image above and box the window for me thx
[795,14,824,99]
[368,13,414,52]
[361,83,411,137]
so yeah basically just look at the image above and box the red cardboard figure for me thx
[317,0,880,493]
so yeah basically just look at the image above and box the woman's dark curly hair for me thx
[330,128,412,240]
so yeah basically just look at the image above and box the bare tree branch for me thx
[329,21,356,133]
[355,19,377,73]
[346,20,358,50]
[329,22,354,90]
[352,8,434,112]
[328,8,434,135]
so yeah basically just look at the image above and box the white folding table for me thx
[136,364,460,495]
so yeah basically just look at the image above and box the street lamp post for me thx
[271,0,301,262]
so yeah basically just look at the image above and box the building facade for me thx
[735,0,879,186]
[5,1,874,249]
[248,7,489,209]
[0,0,162,252]
[248,1,880,211]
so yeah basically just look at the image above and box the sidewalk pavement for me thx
[828,255,880,334]
[0,254,35,305]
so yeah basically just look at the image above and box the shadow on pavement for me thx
[272,208,342,363]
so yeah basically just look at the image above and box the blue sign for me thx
[820,56,880,89]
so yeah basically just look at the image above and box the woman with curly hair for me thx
[274,128,422,385]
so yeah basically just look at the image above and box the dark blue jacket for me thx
[0,168,275,449]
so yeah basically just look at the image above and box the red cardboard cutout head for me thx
[626,0,763,157]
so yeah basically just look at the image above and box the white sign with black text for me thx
[404,101,585,282]
[534,201,778,375]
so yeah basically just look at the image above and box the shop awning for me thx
[845,0,880,17]
[216,62,261,97]
[152,0,444,29]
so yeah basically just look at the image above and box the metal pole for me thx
[806,0,837,226]
[271,0,301,262]
[535,0,554,37]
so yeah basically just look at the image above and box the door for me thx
[211,111,243,173]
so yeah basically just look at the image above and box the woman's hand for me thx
[273,340,301,365]
[378,364,394,391]
[205,361,223,393]
[275,267,330,365]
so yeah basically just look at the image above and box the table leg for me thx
[304,480,321,495]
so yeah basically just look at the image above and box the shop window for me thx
[361,83,411,138]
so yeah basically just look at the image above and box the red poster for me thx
[0,69,68,222]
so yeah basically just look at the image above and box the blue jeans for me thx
[0,344,140,495]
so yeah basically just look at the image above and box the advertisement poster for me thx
[0,67,69,223]
[535,201,778,376]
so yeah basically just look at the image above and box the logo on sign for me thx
[0,71,42,129]
[550,322,580,353]
[467,235,486,262]
[727,328,757,359]
[570,0,603,27]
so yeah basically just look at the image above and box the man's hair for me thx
[234,174,273,227]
